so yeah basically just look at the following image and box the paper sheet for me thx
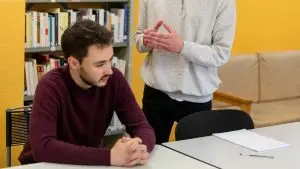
[213,129,290,152]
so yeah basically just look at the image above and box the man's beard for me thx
[79,67,110,87]
[80,73,94,86]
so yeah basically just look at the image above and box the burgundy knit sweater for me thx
[18,66,155,165]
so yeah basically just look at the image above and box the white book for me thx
[58,12,68,41]
[32,59,38,94]
[64,9,74,26]
[71,11,77,25]
[111,8,125,42]
[99,9,105,26]
[24,62,32,95]
[58,12,64,45]
[82,15,89,20]
[110,14,119,43]
[90,14,96,22]
[63,12,69,33]
[25,12,32,48]
[51,16,55,47]
[31,11,38,48]
[45,13,50,47]
[42,12,48,47]
[39,12,44,47]
[112,56,119,69]
[105,10,110,30]
[28,60,35,95]
[50,58,55,70]
[85,8,93,16]
[25,13,28,48]
[118,59,126,75]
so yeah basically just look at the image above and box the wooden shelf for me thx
[25,46,62,53]
[25,42,128,53]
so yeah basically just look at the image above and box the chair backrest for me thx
[258,51,300,101]
[6,106,32,167]
[175,109,254,141]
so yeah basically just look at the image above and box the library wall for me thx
[0,1,25,167]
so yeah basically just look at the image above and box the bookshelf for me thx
[24,0,133,135]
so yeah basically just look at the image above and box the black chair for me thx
[6,106,32,167]
[175,109,254,141]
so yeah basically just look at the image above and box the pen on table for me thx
[240,153,274,159]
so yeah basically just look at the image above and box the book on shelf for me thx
[25,7,129,49]
[24,54,66,96]
[24,55,126,96]
[112,56,126,75]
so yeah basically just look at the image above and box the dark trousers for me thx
[142,85,212,144]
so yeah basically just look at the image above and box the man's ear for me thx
[68,56,80,70]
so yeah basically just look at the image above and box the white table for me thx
[7,145,216,169]
[163,122,300,169]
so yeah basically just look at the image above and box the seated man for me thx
[19,20,155,167]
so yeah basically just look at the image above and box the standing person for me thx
[19,20,155,167]
[134,0,236,144]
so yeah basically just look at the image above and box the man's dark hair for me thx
[61,19,113,63]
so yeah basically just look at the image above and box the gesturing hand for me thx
[143,20,163,47]
[144,23,184,53]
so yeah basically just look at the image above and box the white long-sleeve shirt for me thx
[134,0,236,103]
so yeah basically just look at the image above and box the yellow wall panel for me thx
[0,0,25,167]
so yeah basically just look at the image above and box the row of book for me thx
[24,55,126,96]
[25,6,129,48]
